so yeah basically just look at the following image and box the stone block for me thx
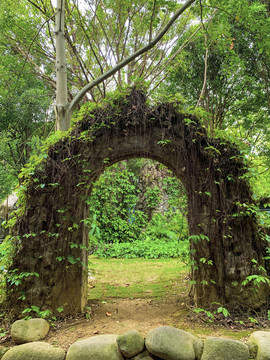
[2,342,65,360]
[0,347,9,359]
[117,329,145,357]
[66,334,124,360]
[145,326,196,360]
[249,331,270,360]
[201,337,249,360]
[131,350,154,359]
[11,318,50,344]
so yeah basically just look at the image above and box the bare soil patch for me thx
[46,295,188,351]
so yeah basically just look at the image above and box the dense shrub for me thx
[93,238,189,259]
[87,159,189,259]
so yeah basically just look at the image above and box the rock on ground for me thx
[66,334,124,360]
[0,347,9,359]
[117,329,145,357]
[193,338,204,359]
[11,318,50,344]
[131,350,154,360]
[145,326,196,360]
[249,331,270,360]
[2,342,65,360]
[201,337,250,360]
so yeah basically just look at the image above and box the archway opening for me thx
[85,158,190,303]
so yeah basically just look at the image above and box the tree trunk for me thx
[55,0,69,131]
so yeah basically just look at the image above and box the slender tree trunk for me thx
[55,0,69,131]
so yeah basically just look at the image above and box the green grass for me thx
[88,256,189,300]
[87,256,258,341]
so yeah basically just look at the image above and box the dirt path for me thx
[46,296,188,351]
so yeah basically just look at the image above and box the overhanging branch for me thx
[67,0,196,117]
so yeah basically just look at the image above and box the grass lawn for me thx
[88,256,189,300]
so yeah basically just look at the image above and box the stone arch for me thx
[5,89,269,315]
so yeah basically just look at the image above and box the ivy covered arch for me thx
[5,89,269,314]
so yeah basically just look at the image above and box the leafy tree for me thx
[0,43,53,199]
[155,0,270,199]
[1,0,198,129]
[159,0,269,134]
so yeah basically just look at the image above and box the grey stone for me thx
[201,337,249,360]
[0,347,9,359]
[131,350,154,360]
[249,331,270,360]
[2,342,65,360]
[117,329,145,357]
[11,318,50,344]
[145,326,196,360]
[247,341,258,359]
[194,338,204,359]
[66,334,124,360]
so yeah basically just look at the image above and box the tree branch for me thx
[11,41,56,89]
[149,0,157,42]
[12,14,55,93]
[68,0,196,116]
[26,0,46,14]
[148,22,205,93]
[195,19,208,109]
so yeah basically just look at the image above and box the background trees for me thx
[158,1,270,132]
[0,0,269,317]
[0,39,53,198]
[0,0,197,196]
[0,0,269,222]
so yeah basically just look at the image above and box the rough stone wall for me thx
[2,88,269,315]
[136,162,170,220]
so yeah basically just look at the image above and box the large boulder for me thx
[117,329,145,358]
[66,334,124,360]
[2,342,65,360]
[145,326,196,360]
[201,337,249,360]
[11,318,50,344]
[249,331,270,360]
